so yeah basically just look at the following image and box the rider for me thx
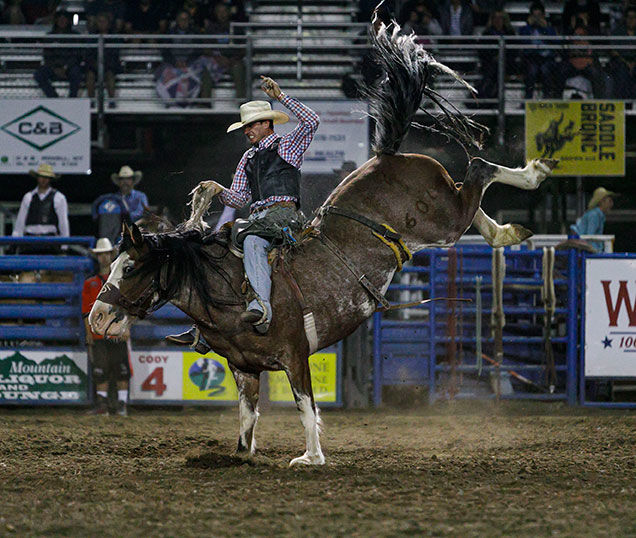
[167,76,320,352]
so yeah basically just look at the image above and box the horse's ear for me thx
[130,222,143,247]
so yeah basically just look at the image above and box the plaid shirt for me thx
[219,93,320,211]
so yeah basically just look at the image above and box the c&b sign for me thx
[0,99,90,174]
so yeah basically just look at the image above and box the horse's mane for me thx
[123,226,242,318]
[361,12,489,155]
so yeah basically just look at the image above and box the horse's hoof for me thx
[289,452,325,467]
[539,158,559,171]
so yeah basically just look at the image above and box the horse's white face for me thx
[88,252,133,338]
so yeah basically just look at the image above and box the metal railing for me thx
[2,30,635,138]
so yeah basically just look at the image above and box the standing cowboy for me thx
[112,165,149,224]
[82,237,131,415]
[167,75,319,351]
[570,186,618,252]
[13,163,70,253]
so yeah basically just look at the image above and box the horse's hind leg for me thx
[229,365,260,455]
[472,207,533,247]
[284,356,325,466]
[478,157,558,191]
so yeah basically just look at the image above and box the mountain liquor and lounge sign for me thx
[0,350,89,403]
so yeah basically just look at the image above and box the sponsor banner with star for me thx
[585,258,636,377]
[0,99,90,174]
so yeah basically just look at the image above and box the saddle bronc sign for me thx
[585,258,636,377]
[0,99,90,174]
[525,101,625,176]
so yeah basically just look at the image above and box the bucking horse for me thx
[89,8,557,466]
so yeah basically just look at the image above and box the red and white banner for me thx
[585,258,636,377]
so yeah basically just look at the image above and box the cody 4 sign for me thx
[0,99,90,174]
[585,258,636,377]
[0,350,89,403]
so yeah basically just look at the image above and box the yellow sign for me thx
[182,352,238,401]
[525,101,624,176]
[269,353,338,403]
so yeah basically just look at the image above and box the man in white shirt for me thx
[13,163,70,242]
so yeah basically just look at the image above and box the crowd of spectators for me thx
[1,0,247,106]
[397,0,636,101]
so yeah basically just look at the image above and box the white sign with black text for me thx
[273,100,369,174]
[585,257,636,377]
[0,98,91,174]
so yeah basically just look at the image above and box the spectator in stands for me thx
[124,0,168,35]
[553,25,610,98]
[13,163,70,240]
[401,3,442,40]
[570,187,618,252]
[608,0,636,33]
[562,0,601,35]
[477,10,516,101]
[82,237,131,416]
[86,0,126,34]
[20,0,53,24]
[203,0,246,98]
[1,0,26,24]
[439,0,474,37]
[518,1,559,99]
[86,12,120,108]
[608,6,636,100]
[156,9,224,106]
[111,165,149,223]
[33,10,83,98]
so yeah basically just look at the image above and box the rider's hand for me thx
[260,76,282,100]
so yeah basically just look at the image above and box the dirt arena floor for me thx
[0,401,634,537]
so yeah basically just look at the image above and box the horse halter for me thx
[97,263,169,320]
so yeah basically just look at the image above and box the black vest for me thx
[245,140,301,205]
[25,189,59,228]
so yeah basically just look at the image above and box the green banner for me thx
[0,350,89,403]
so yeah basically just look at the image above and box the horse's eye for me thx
[123,265,134,276]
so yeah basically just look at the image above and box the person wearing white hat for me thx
[12,163,70,246]
[111,165,149,224]
[167,76,320,350]
[82,237,131,415]
[570,186,619,252]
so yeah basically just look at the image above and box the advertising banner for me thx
[0,98,91,174]
[129,351,184,402]
[274,100,369,173]
[0,350,89,403]
[182,352,239,402]
[525,101,624,176]
[585,258,636,377]
[269,352,338,403]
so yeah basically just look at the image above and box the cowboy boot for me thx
[165,325,211,354]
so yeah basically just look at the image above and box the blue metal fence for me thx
[374,245,580,406]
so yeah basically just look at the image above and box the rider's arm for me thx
[277,93,320,167]
[218,150,251,208]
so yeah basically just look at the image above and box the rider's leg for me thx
[242,234,272,328]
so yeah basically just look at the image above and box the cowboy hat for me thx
[226,101,289,133]
[29,163,60,180]
[333,160,357,174]
[588,187,618,209]
[90,237,116,254]
[111,165,142,186]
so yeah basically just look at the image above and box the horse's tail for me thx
[361,7,488,155]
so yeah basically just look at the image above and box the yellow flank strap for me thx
[372,224,412,271]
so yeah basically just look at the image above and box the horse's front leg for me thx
[284,356,325,466]
[228,364,260,455]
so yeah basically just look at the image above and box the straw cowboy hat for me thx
[333,160,357,174]
[29,163,60,180]
[111,165,142,186]
[588,187,618,209]
[90,237,116,254]
[226,101,289,133]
